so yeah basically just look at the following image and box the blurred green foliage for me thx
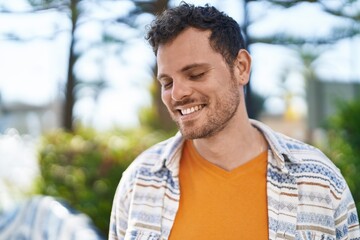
[326,97,360,216]
[35,126,170,237]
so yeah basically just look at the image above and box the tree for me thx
[242,0,359,133]
[326,97,360,216]
[0,0,131,132]
[1,0,78,131]
[116,0,176,132]
[249,0,360,46]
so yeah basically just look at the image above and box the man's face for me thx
[156,28,242,139]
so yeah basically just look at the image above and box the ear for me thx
[233,49,251,86]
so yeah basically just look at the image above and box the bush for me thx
[326,98,360,216]
[35,126,169,237]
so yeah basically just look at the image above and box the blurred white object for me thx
[0,128,39,210]
[0,195,104,240]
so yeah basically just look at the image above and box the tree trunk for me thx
[63,0,79,131]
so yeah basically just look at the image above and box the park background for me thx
[0,0,359,238]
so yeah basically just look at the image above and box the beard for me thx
[170,75,241,140]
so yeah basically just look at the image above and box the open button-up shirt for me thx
[109,120,360,240]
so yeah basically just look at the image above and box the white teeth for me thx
[181,105,203,115]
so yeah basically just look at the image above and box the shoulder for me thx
[130,134,180,169]
[120,133,181,184]
[277,132,347,192]
[111,135,180,207]
[253,119,343,184]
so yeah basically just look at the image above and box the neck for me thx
[192,117,267,171]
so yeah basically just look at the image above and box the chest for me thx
[124,164,336,240]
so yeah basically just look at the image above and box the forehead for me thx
[156,28,221,74]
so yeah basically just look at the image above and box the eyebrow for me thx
[157,62,210,80]
[181,63,210,72]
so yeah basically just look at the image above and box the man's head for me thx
[147,3,251,139]
[146,2,246,68]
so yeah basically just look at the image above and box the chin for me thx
[178,127,196,140]
[179,128,211,140]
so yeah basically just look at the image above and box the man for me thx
[109,2,359,240]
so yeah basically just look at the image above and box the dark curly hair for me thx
[145,2,246,67]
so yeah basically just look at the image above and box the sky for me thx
[0,0,359,131]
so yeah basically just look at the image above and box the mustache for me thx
[172,96,208,108]
[172,98,196,108]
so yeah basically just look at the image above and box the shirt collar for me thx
[250,119,300,170]
[151,119,300,173]
[151,131,184,174]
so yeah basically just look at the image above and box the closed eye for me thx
[160,80,173,90]
[189,72,205,80]
[157,75,173,90]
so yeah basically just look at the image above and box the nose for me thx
[171,80,192,101]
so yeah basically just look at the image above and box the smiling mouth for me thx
[179,105,205,116]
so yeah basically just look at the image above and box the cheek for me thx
[161,91,171,107]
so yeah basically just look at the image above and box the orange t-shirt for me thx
[169,140,268,240]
